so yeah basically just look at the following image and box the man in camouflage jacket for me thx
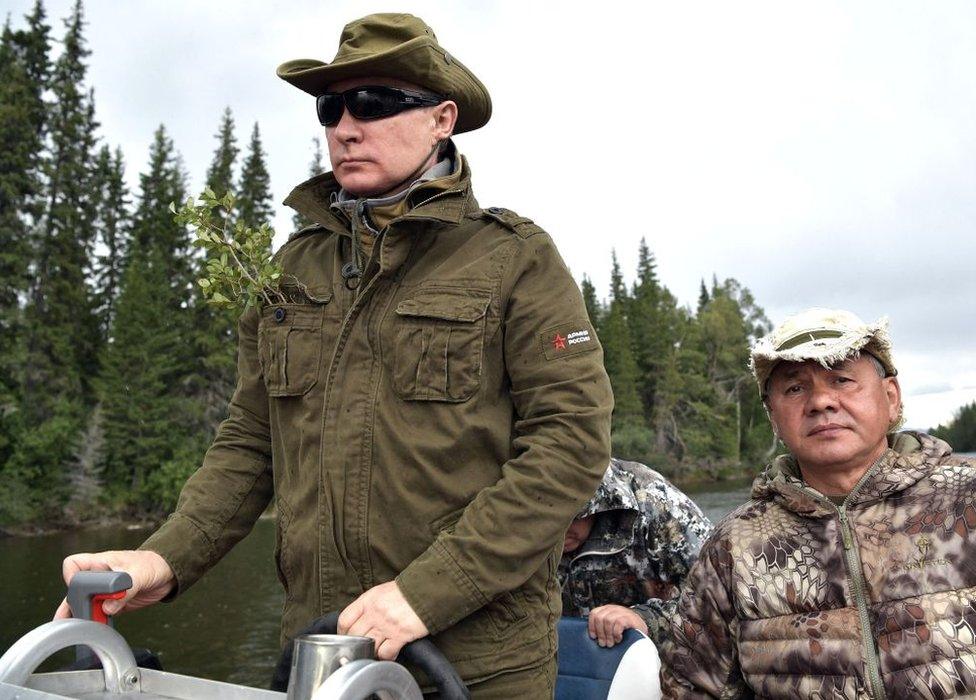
[663,308,976,698]
[559,458,711,647]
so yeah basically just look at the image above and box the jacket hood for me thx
[751,431,953,517]
[577,458,644,518]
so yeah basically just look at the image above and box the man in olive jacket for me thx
[57,13,612,696]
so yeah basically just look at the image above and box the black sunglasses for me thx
[316,85,445,126]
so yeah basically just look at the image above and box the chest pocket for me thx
[391,288,491,402]
[258,297,330,397]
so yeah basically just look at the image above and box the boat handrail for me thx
[0,619,139,693]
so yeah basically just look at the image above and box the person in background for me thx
[663,308,976,697]
[560,457,712,648]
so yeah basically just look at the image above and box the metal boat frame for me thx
[0,619,422,700]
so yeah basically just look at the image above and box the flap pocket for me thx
[258,302,327,397]
[390,289,491,403]
[396,290,490,323]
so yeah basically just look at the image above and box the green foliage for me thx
[588,246,775,480]
[174,188,287,312]
[0,1,784,528]
[14,1,100,514]
[580,275,602,331]
[0,397,83,524]
[98,247,193,505]
[0,20,42,473]
[98,123,196,511]
[143,434,209,515]
[931,401,976,452]
[599,253,643,425]
[91,145,130,337]
[0,22,38,311]
[193,108,242,435]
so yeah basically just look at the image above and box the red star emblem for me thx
[552,333,567,350]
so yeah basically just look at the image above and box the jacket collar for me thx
[283,153,476,236]
[752,431,953,517]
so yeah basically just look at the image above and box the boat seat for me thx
[555,616,662,700]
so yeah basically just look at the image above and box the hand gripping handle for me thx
[270,611,470,699]
[65,570,132,662]
[65,570,133,623]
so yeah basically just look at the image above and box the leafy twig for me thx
[171,189,290,312]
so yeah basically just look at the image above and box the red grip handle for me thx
[90,590,127,624]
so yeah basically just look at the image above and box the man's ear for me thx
[884,376,902,424]
[431,100,458,142]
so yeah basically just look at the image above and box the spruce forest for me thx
[0,1,776,532]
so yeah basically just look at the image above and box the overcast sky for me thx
[6,0,975,432]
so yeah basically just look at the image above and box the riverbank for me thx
[1,464,755,537]
[0,504,282,538]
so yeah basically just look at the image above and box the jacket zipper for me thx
[837,505,885,700]
[569,543,630,565]
[794,462,886,700]
[320,218,388,587]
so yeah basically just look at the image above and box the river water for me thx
[0,480,753,689]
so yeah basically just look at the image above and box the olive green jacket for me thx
[141,157,613,683]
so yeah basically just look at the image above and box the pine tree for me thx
[0,5,52,524]
[0,23,35,400]
[580,274,603,332]
[22,0,100,419]
[6,1,101,523]
[99,125,195,508]
[99,247,188,498]
[932,402,976,452]
[697,279,709,314]
[1,2,51,387]
[0,21,39,313]
[130,126,190,264]
[602,252,643,427]
[12,0,51,226]
[292,136,324,231]
[91,145,130,338]
[193,108,241,434]
[628,239,673,417]
[237,122,273,229]
[206,107,238,200]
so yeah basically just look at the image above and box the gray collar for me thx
[331,155,455,231]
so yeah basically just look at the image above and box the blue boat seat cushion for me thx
[555,616,661,700]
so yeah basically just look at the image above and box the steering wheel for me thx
[270,611,470,699]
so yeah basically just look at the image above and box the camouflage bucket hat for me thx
[750,307,897,396]
[277,13,492,134]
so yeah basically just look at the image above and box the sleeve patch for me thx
[539,320,599,361]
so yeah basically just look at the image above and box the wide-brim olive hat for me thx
[277,13,491,134]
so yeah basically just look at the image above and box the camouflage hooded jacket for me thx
[559,458,712,645]
[662,432,976,699]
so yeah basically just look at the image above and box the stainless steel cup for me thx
[286,634,376,700]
